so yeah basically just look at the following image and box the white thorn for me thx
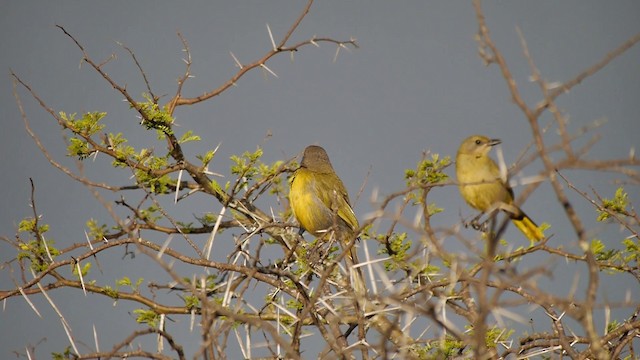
[158,234,173,259]
[84,230,94,250]
[175,169,183,204]
[76,260,87,296]
[310,36,319,47]
[370,186,379,203]
[205,206,227,260]
[93,324,100,352]
[333,45,341,63]
[546,81,563,90]
[266,23,277,51]
[157,314,165,352]
[260,63,279,78]
[41,234,53,262]
[18,287,42,318]
[230,51,243,69]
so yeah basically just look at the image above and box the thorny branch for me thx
[3,1,640,359]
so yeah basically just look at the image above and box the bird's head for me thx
[300,145,335,173]
[458,135,501,158]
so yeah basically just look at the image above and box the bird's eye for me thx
[475,139,482,145]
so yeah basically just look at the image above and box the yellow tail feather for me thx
[512,216,544,242]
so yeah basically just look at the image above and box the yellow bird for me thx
[289,145,363,292]
[289,145,359,240]
[456,135,544,243]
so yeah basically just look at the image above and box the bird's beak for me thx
[488,139,501,146]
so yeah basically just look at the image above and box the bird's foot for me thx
[468,219,490,233]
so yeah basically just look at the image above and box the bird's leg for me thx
[467,210,491,232]
[480,206,503,233]
[478,219,490,233]
[466,205,501,233]
[468,212,485,231]
[496,202,522,219]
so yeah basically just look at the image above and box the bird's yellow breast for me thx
[289,169,335,234]
[456,153,512,211]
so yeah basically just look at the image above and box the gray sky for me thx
[1,1,639,358]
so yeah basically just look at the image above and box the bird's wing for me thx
[316,174,359,231]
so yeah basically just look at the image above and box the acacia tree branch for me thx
[535,32,640,117]
[167,0,358,110]
[6,1,640,359]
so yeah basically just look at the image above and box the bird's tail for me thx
[511,213,544,242]
[345,246,366,296]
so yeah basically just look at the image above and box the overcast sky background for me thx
[1,1,639,358]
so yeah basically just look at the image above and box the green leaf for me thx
[117,276,132,287]
[135,277,144,289]
[67,137,92,159]
[378,232,412,271]
[197,149,217,167]
[404,153,450,205]
[18,218,37,233]
[72,262,92,277]
[178,130,201,144]
[184,295,200,309]
[51,346,73,359]
[106,133,136,167]
[133,308,160,328]
[133,156,174,194]
[103,286,119,298]
[137,95,174,135]
[86,218,108,240]
[62,111,106,136]
[598,187,629,221]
